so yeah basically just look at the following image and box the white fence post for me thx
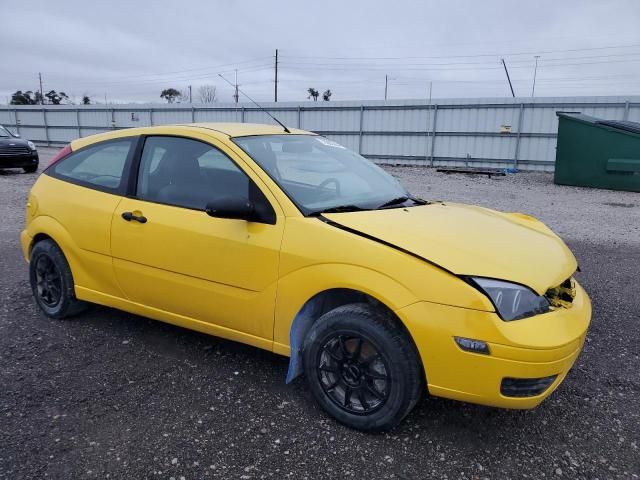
[429,104,438,167]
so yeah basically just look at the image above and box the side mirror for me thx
[205,197,261,222]
[12,132,20,138]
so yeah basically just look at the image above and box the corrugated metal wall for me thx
[1,96,638,171]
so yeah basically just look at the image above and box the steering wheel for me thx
[316,178,341,196]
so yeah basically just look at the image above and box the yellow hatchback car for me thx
[21,123,591,431]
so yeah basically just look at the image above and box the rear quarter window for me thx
[49,138,135,193]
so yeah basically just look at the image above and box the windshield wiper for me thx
[310,205,370,216]
[377,195,427,209]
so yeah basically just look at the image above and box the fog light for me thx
[501,375,557,397]
[454,336,490,354]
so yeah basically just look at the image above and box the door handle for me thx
[121,211,147,224]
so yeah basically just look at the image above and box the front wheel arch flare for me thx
[30,232,54,256]
[285,288,422,384]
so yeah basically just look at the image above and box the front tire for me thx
[29,239,87,319]
[302,303,423,432]
[23,164,38,173]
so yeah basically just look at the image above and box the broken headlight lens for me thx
[470,277,550,321]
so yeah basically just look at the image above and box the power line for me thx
[75,57,272,86]
[282,42,640,61]
[79,64,274,89]
[280,57,640,73]
[280,52,640,70]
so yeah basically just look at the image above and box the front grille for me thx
[545,277,576,308]
[501,375,558,397]
[0,145,31,156]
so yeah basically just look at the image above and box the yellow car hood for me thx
[323,202,577,295]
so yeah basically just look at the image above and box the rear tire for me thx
[302,303,423,432]
[29,239,88,319]
[23,164,38,173]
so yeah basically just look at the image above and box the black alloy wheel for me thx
[33,254,62,307]
[317,333,391,414]
[29,239,88,319]
[303,303,423,432]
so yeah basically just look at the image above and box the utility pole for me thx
[384,74,388,101]
[501,58,515,98]
[188,85,192,103]
[233,69,239,103]
[38,72,44,104]
[531,55,540,97]
[428,81,433,104]
[274,49,278,102]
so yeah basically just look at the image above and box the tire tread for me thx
[29,239,88,319]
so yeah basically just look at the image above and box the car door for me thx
[110,134,285,342]
[43,136,138,297]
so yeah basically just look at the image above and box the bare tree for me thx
[198,84,217,103]
[177,89,190,103]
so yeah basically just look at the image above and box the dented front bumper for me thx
[397,280,591,409]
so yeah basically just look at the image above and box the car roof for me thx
[70,122,314,150]
[71,123,316,150]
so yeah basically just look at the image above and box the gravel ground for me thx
[1,147,638,479]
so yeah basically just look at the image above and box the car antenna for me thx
[218,74,291,133]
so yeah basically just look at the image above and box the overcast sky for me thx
[1,0,639,104]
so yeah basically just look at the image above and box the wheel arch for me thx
[24,216,76,260]
[23,215,98,294]
[284,287,422,384]
[30,232,55,255]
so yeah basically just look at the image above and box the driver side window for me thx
[136,136,250,211]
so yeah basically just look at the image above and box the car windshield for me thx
[0,126,12,138]
[233,135,417,215]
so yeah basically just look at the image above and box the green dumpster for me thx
[555,112,640,192]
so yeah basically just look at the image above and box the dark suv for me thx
[0,125,39,173]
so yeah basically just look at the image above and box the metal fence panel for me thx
[437,106,520,134]
[324,134,359,152]
[195,109,242,123]
[302,108,360,131]
[434,135,517,160]
[363,108,429,132]
[0,110,15,124]
[48,128,78,143]
[14,127,42,141]
[45,110,77,126]
[78,110,111,128]
[363,134,427,157]
[518,137,557,162]
[16,110,45,127]
[81,128,112,137]
[151,109,191,125]
[629,108,640,123]
[114,109,152,127]
[245,109,298,127]
[1,96,638,171]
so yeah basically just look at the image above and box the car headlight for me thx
[469,277,550,321]
[27,141,37,151]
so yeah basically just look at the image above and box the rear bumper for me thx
[397,280,591,409]
[0,152,39,168]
